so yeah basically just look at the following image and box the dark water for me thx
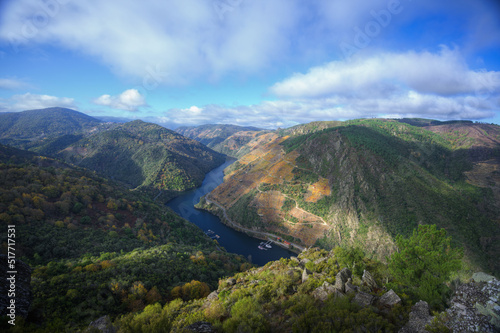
[166,159,294,266]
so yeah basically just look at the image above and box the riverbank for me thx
[196,194,305,254]
[166,159,295,266]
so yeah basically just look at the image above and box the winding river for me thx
[166,159,294,266]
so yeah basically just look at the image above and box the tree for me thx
[388,224,463,307]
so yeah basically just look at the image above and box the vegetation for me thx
[176,124,263,157]
[0,145,246,331]
[388,225,463,309]
[56,120,225,197]
[0,107,101,142]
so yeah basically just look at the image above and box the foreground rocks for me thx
[444,272,500,332]
[399,301,433,333]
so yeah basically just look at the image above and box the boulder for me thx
[88,315,116,333]
[186,321,216,333]
[353,291,375,307]
[378,289,401,308]
[314,257,328,265]
[362,270,378,291]
[302,268,311,283]
[312,282,344,302]
[226,278,236,286]
[472,272,496,283]
[334,268,352,293]
[399,301,433,333]
[345,281,358,294]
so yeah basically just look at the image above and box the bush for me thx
[388,224,463,308]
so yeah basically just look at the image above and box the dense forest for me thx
[0,144,247,331]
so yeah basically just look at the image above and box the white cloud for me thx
[93,89,147,111]
[0,0,301,83]
[270,47,500,98]
[0,93,76,112]
[0,77,31,90]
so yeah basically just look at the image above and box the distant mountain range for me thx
[176,124,264,157]
[0,108,225,198]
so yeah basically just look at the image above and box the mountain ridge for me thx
[206,119,500,274]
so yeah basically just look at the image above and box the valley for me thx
[1,109,499,332]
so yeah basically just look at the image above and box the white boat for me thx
[264,240,272,248]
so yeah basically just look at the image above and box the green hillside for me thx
[0,107,102,145]
[57,120,225,198]
[0,145,246,330]
[208,119,500,274]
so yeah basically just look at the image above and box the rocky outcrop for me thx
[186,321,216,333]
[378,289,401,308]
[445,272,500,332]
[362,270,379,291]
[334,268,352,293]
[399,301,433,333]
[353,291,375,307]
[87,315,116,333]
[0,255,32,319]
[312,282,344,301]
[302,268,311,283]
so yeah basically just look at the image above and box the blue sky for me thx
[1,0,499,129]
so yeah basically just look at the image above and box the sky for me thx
[0,0,499,129]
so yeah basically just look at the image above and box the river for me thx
[166,159,294,266]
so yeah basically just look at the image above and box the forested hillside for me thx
[0,107,104,152]
[0,109,227,199]
[176,124,264,157]
[56,120,225,198]
[207,119,500,274]
[0,145,247,331]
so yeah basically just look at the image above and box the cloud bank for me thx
[93,89,147,111]
[158,48,500,129]
[1,0,498,84]
[0,92,76,112]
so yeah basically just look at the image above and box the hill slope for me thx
[56,120,226,197]
[205,119,500,273]
[176,124,263,157]
[0,145,246,330]
[0,107,102,140]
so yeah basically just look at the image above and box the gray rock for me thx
[399,301,433,333]
[345,282,358,294]
[290,256,299,263]
[353,291,375,307]
[226,278,236,286]
[334,268,352,293]
[312,282,344,302]
[378,289,401,308]
[186,321,216,333]
[362,270,379,291]
[445,275,500,332]
[300,258,311,266]
[302,268,311,283]
[206,290,219,302]
[475,302,500,328]
[472,272,496,283]
[0,255,32,319]
[88,315,116,333]
[314,257,328,265]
